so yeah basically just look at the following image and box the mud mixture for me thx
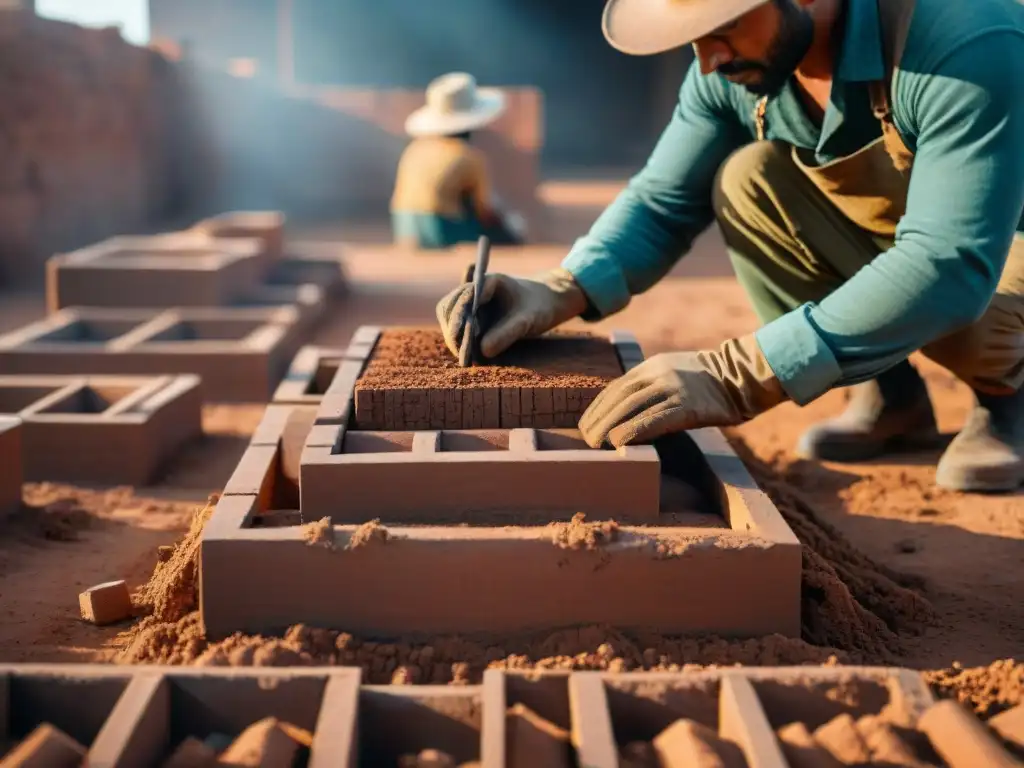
[354,328,623,391]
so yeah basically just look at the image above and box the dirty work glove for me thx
[436,267,588,360]
[579,334,789,448]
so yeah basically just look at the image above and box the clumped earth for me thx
[114,437,1022,717]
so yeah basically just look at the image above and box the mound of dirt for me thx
[925,659,1024,717]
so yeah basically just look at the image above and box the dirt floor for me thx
[0,180,1020,717]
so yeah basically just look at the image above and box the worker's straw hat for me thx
[602,0,770,56]
[405,72,506,137]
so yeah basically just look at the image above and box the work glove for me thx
[579,334,789,448]
[436,267,589,360]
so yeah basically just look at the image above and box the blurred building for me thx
[149,0,692,171]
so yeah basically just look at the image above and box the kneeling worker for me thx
[435,0,1024,492]
[391,72,525,250]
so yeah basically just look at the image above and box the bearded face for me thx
[693,0,816,97]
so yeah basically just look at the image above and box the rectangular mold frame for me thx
[0,308,302,403]
[190,210,286,263]
[567,667,937,768]
[200,328,802,642]
[300,329,660,523]
[0,666,956,768]
[0,417,22,517]
[231,281,329,338]
[45,232,266,312]
[0,374,203,485]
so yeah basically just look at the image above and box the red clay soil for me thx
[354,328,623,391]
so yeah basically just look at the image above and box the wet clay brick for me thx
[218,717,306,767]
[0,417,22,517]
[989,704,1024,753]
[919,699,1020,768]
[352,328,623,430]
[776,723,843,768]
[79,580,133,626]
[1,723,86,768]
[653,719,746,768]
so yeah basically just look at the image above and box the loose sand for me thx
[0,211,1019,719]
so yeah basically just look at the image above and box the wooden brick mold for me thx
[200,326,801,641]
[0,417,23,518]
[0,307,302,403]
[45,232,266,313]
[0,375,201,485]
[190,210,286,262]
[0,665,1018,766]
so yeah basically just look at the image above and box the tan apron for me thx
[750,0,1024,392]
[753,0,917,238]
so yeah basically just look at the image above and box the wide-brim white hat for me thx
[405,72,507,137]
[602,0,770,56]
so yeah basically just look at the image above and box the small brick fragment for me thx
[160,737,218,768]
[776,722,843,768]
[217,718,307,767]
[506,704,572,768]
[0,723,86,767]
[855,714,930,767]
[652,719,746,768]
[813,714,872,765]
[79,580,132,625]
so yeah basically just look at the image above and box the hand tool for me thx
[458,235,491,367]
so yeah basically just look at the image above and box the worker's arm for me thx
[561,61,748,319]
[756,32,1024,405]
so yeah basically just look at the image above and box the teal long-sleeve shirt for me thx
[562,0,1024,405]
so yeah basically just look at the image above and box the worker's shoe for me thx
[935,387,1024,492]
[796,361,941,462]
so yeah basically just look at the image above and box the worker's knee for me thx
[712,140,794,224]
[922,292,1024,394]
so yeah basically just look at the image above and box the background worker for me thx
[391,72,526,250]
[435,0,1024,492]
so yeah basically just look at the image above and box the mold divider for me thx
[105,312,180,352]
[14,379,87,417]
[718,674,789,768]
[88,672,169,767]
[308,669,361,768]
[99,376,175,418]
[480,670,507,768]
[568,672,619,768]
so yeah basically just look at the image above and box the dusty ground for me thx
[0,180,1020,713]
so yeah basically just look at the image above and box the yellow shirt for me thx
[390,137,494,220]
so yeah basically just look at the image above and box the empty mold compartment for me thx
[93,247,226,268]
[358,687,483,767]
[30,318,142,346]
[340,431,415,454]
[141,319,268,343]
[272,346,348,405]
[0,385,64,414]
[438,430,510,452]
[0,670,133,760]
[534,429,590,451]
[33,384,138,416]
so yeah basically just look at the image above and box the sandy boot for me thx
[935,387,1024,492]
[796,360,941,461]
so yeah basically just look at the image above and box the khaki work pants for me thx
[712,141,1024,395]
